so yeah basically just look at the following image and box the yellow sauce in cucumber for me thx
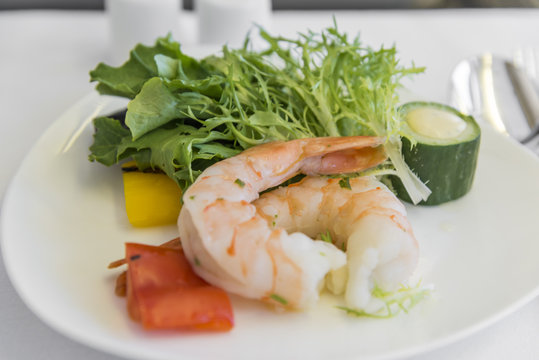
[406,107,467,140]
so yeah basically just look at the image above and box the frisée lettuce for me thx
[88,23,430,203]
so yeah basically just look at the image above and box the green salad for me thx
[88,23,431,204]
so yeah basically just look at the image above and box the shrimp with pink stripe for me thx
[178,135,417,310]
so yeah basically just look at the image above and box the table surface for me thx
[1,8,539,360]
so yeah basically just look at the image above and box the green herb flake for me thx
[339,178,352,190]
[270,293,288,305]
[337,306,383,318]
[194,257,201,266]
[337,282,431,318]
[234,178,245,188]
[320,230,333,243]
[189,195,195,200]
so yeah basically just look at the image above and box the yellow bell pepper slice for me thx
[122,163,182,227]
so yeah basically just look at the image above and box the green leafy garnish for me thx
[337,283,431,318]
[88,24,430,202]
[234,178,245,187]
[338,178,352,190]
[270,293,288,305]
[320,230,333,243]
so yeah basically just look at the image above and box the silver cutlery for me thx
[449,52,539,156]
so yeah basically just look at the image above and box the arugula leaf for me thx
[124,77,220,139]
[125,78,182,139]
[88,117,131,165]
[89,35,209,99]
[89,116,241,188]
[155,55,224,98]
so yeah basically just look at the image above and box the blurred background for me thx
[1,0,538,10]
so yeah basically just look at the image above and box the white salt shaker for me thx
[196,0,272,48]
[106,0,181,64]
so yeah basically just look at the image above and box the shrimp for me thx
[178,136,387,309]
[254,176,418,313]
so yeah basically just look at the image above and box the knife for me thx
[505,60,539,143]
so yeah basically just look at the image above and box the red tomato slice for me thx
[125,242,234,331]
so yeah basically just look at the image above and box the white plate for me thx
[2,93,539,360]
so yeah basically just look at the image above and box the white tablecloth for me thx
[1,9,539,360]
